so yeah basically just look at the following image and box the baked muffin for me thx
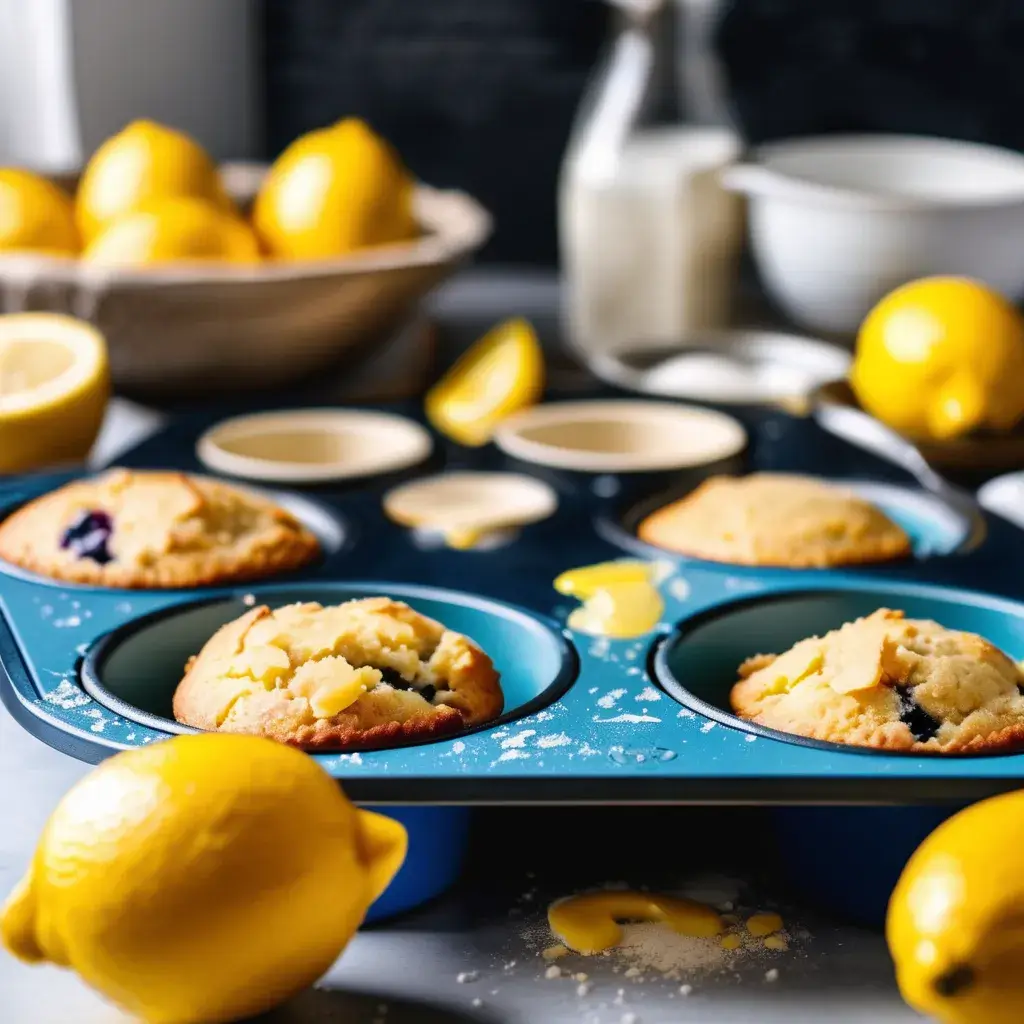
[637,473,911,568]
[0,469,319,588]
[172,597,504,750]
[730,609,1024,753]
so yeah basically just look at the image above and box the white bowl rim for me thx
[196,408,433,483]
[738,133,1024,211]
[494,399,748,473]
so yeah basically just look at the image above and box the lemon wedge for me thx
[0,314,110,473]
[425,317,544,446]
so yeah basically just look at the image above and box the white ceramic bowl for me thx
[722,135,1024,335]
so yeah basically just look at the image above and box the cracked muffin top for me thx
[730,609,1024,754]
[0,469,320,588]
[638,473,912,568]
[172,597,504,750]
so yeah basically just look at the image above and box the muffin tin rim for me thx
[79,579,582,753]
[652,582,1024,760]
[597,474,987,572]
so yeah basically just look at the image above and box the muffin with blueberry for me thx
[172,597,504,750]
[730,609,1024,754]
[0,469,319,588]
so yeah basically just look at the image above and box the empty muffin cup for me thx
[196,409,433,484]
[493,400,747,474]
[652,582,1024,756]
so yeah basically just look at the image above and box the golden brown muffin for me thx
[638,473,911,568]
[172,597,504,750]
[0,469,320,588]
[730,609,1024,754]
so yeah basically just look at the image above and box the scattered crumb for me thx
[613,989,626,1005]
[242,593,256,606]
[545,966,562,980]
[542,944,569,961]
[456,971,478,984]
[679,984,693,996]
[765,968,780,983]
[746,913,784,938]
[763,936,789,952]
[574,972,589,982]
[451,740,466,755]
[624,967,642,979]
[576,982,592,997]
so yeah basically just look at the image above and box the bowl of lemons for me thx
[0,119,490,397]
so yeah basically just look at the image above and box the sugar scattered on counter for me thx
[537,733,571,749]
[597,689,626,709]
[679,985,692,996]
[576,982,591,997]
[533,710,555,722]
[451,741,465,755]
[594,713,661,724]
[43,680,90,709]
[765,969,779,983]
[574,973,589,982]
[545,966,562,979]
[496,750,530,762]
[677,708,695,719]
[636,686,661,702]
[501,730,535,749]
[745,735,758,742]
[700,721,716,733]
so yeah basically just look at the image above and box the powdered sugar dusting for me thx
[42,679,90,709]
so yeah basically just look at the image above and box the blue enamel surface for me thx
[2,401,1024,804]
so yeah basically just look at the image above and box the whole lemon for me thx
[1,734,407,1024]
[852,277,1024,441]
[83,195,260,266]
[887,793,1024,1024]
[76,119,231,244]
[254,117,416,260]
[0,168,79,254]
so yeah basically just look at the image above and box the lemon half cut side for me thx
[0,314,110,473]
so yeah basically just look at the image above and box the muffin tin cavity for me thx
[604,476,983,569]
[652,585,1024,756]
[197,409,433,484]
[494,400,748,474]
[0,484,348,590]
[81,583,578,747]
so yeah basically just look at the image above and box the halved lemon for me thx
[0,314,110,473]
[425,317,544,446]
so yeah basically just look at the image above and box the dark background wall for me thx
[263,0,1024,267]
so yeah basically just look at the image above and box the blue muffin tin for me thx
[2,400,1024,807]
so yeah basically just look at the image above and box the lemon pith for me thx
[0,734,407,1024]
[426,317,545,446]
[0,313,109,473]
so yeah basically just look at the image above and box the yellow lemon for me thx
[887,792,1024,1024]
[1,734,406,1024]
[426,317,545,446]
[253,117,416,260]
[76,119,231,243]
[0,314,109,473]
[83,195,260,266]
[852,277,1024,441]
[0,169,79,255]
